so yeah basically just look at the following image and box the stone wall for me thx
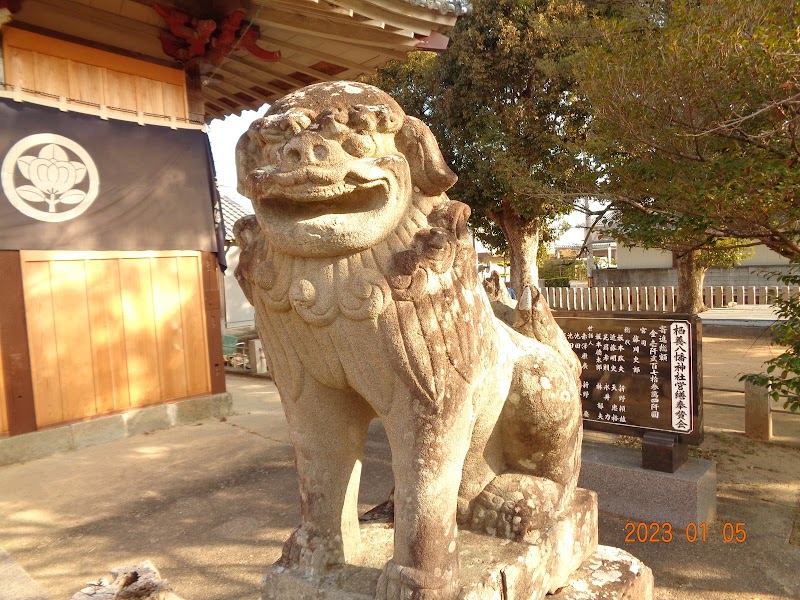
[594,265,794,288]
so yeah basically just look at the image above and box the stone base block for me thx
[263,488,599,600]
[0,547,51,600]
[550,545,653,599]
[71,560,183,600]
[579,440,716,528]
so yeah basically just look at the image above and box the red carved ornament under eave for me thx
[151,3,280,69]
[0,0,23,12]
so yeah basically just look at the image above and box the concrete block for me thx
[124,404,173,437]
[745,381,772,441]
[70,414,126,450]
[0,427,73,467]
[247,339,269,375]
[0,547,51,600]
[173,393,233,425]
[579,440,716,528]
[0,394,232,467]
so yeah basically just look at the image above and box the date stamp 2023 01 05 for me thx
[624,521,747,544]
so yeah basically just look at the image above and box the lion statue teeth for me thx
[233,81,583,600]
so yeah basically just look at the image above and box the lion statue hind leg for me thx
[459,331,583,544]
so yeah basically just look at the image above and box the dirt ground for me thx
[701,325,785,392]
[604,429,800,599]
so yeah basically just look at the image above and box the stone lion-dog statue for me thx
[233,82,583,600]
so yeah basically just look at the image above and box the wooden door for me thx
[20,250,211,428]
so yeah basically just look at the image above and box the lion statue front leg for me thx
[277,373,376,570]
[374,374,476,600]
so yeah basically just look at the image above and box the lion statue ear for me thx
[395,115,458,196]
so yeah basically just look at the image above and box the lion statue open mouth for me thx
[233,82,584,600]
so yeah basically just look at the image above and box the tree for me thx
[607,201,754,312]
[742,262,800,413]
[371,0,596,292]
[574,0,800,310]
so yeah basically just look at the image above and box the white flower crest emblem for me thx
[1,133,100,223]
[16,144,87,211]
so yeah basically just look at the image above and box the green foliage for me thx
[576,0,800,259]
[540,258,586,280]
[542,276,570,288]
[741,262,800,412]
[368,0,601,263]
[435,0,595,224]
[696,238,754,269]
[363,51,439,121]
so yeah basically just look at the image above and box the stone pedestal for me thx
[263,488,652,600]
[580,440,717,528]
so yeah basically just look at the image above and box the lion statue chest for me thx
[238,230,499,415]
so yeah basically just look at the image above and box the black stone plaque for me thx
[555,312,703,446]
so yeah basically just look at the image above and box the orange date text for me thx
[624,522,747,543]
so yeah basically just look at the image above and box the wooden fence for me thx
[543,285,800,313]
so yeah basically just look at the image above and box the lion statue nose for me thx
[282,131,329,166]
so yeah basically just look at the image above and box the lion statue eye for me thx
[341,132,377,158]
[257,111,314,144]
[348,105,379,133]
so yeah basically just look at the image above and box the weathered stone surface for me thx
[264,489,598,600]
[482,271,514,306]
[0,426,73,467]
[0,547,51,600]
[71,561,183,600]
[550,545,653,599]
[235,80,588,599]
[744,380,772,441]
[124,405,174,437]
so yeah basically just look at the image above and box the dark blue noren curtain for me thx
[0,97,218,254]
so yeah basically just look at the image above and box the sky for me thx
[207,109,587,247]
[207,108,266,205]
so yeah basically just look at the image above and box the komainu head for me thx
[235,81,457,258]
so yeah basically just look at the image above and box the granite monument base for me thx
[263,488,651,600]
[579,440,717,528]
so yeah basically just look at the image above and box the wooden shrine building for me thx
[0,0,469,438]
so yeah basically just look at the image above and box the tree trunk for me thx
[675,250,708,314]
[489,200,540,296]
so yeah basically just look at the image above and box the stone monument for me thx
[234,81,652,600]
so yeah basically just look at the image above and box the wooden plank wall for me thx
[20,251,210,428]
[2,28,187,118]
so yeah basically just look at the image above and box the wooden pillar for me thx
[0,251,37,435]
[202,252,226,394]
[186,66,205,123]
[0,28,6,83]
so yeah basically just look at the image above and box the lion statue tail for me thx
[512,285,582,382]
